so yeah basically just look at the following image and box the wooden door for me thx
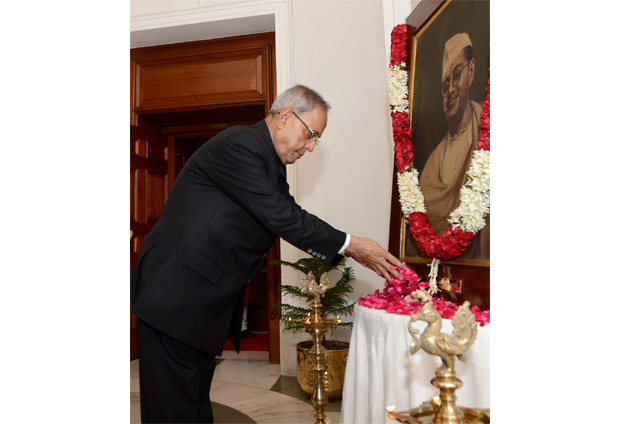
[130,125,174,359]
[130,33,280,363]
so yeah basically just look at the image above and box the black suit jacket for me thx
[130,120,346,355]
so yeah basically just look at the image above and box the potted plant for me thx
[271,257,355,400]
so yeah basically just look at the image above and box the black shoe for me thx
[240,329,255,339]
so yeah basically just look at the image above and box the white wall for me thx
[280,0,395,375]
[291,0,392,296]
[130,0,415,376]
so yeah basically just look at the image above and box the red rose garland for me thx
[389,24,490,260]
[391,111,413,172]
[478,80,490,151]
[390,24,408,66]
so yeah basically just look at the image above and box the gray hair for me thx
[268,84,331,115]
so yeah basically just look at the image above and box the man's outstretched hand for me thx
[344,235,405,281]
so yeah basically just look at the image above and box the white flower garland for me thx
[397,168,426,216]
[388,64,409,112]
[449,150,490,233]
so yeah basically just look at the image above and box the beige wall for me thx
[282,0,397,375]
[130,0,415,375]
[290,0,393,295]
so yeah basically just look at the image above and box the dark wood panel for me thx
[146,104,266,129]
[130,155,168,173]
[133,168,148,224]
[140,53,264,101]
[266,242,281,364]
[131,223,156,242]
[130,233,150,271]
[132,170,167,224]
[131,128,170,227]
[133,42,271,113]
[130,165,135,219]
[131,324,139,359]
[147,173,166,222]
[148,142,166,160]
[130,124,171,361]
[405,0,446,30]
[131,125,168,147]
[135,89,268,113]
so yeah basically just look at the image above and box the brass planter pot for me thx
[296,340,349,400]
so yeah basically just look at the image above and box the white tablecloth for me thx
[340,304,490,424]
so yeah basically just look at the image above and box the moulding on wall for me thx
[130,0,293,93]
[131,14,275,48]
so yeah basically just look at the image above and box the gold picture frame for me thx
[400,0,490,266]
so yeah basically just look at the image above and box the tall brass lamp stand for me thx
[290,272,340,424]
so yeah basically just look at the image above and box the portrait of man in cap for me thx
[418,32,489,260]
[419,34,481,225]
[401,0,489,262]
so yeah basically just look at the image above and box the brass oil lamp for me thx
[387,301,490,423]
[290,272,341,424]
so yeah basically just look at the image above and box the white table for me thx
[340,304,490,424]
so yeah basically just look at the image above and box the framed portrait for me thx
[401,0,490,266]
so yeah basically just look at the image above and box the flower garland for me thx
[388,24,490,260]
[358,264,490,326]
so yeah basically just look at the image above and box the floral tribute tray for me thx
[358,264,490,326]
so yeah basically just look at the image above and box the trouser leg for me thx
[197,352,217,422]
[138,319,216,423]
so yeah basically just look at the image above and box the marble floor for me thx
[130,350,342,424]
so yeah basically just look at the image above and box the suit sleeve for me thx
[205,132,346,264]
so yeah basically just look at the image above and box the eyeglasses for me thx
[441,62,469,97]
[292,111,321,145]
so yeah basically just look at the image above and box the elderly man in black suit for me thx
[130,84,404,423]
